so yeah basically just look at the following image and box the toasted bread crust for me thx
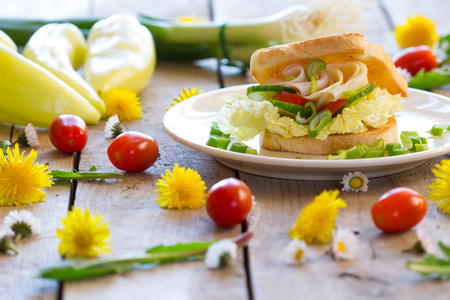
[260,116,398,155]
[250,33,408,97]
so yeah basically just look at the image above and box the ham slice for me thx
[264,61,369,110]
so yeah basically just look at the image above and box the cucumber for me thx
[334,82,375,116]
[247,85,296,101]
[268,99,304,118]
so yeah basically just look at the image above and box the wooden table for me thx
[0,0,449,299]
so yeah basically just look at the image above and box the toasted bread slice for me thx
[260,116,398,155]
[250,33,408,97]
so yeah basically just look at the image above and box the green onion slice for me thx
[363,138,385,151]
[386,143,401,151]
[400,131,419,150]
[295,102,316,125]
[284,76,296,81]
[216,138,231,149]
[308,110,332,138]
[327,150,347,160]
[419,137,428,144]
[230,142,248,153]
[247,85,297,101]
[345,144,366,159]
[415,144,429,152]
[206,136,219,147]
[306,59,326,81]
[310,76,318,94]
[387,146,409,156]
[246,148,258,155]
[430,124,450,136]
[363,149,385,158]
[334,82,375,116]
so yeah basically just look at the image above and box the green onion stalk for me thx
[0,0,364,67]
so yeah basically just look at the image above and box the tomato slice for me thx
[273,91,309,106]
[319,98,348,115]
[393,45,438,76]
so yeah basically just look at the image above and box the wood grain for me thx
[0,126,74,300]
[0,0,449,299]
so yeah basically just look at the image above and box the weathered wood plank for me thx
[62,14,247,294]
[0,125,74,300]
[214,1,450,300]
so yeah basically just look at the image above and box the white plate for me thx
[163,84,450,180]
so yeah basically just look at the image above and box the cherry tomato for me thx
[319,98,348,115]
[206,178,253,227]
[49,114,88,153]
[107,131,159,173]
[273,91,309,106]
[393,46,439,76]
[371,187,427,233]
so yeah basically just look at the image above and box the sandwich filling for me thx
[264,61,368,110]
[218,61,404,141]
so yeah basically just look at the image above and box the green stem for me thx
[407,261,450,275]
[50,170,125,180]
[37,249,208,281]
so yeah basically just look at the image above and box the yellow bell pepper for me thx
[0,43,101,127]
[0,30,17,51]
[83,14,156,94]
[23,23,106,115]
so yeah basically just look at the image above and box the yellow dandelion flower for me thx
[56,207,111,258]
[428,159,450,213]
[0,144,53,207]
[167,87,203,110]
[289,190,347,244]
[155,163,207,209]
[100,88,142,121]
[394,15,439,48]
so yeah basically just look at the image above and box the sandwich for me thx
[217,33,408,155]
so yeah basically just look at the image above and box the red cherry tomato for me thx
[206,178,253,227]
[371,187,427,233]
[393,46,439,76]
[274,91,309,106]
[49,114,88,153]
[107,131,159,173]
[319,98,348,115]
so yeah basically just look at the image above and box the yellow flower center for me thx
[295,248,304,261]
[338,241,346,253]
[75,232,92,247]
[349,177,363,189]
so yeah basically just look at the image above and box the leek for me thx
[0,0,364,67]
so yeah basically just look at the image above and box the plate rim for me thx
[163,84,450,172]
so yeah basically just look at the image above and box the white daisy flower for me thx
[4,210,41,241]
[341,171,369,192]
[416,228,439,256]
[0,226,18,255]
[285,239,308,265]
[14,123,40,147]
[396,67,413,83]
[331,228,358,261]
[104,114,124,139]
[204,239,238,269]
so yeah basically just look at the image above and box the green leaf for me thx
[146,241,213,254]
[88,165,98,171]
[35,250,207,281]
[408,68,450,90]
[50,170,125,180]
[406,242,450,280]
[439,241,450,259]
